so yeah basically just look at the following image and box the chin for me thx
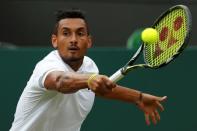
[63,56,84,63]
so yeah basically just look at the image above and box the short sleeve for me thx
[40,68,65,88]
[31,54,66,89]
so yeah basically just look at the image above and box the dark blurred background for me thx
[0,0,196,47]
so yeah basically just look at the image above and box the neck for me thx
[66,59,83,71]
[57,51,84,71]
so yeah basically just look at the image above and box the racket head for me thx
[144,5,192,68]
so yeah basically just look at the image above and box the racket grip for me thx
[109,69,124,83]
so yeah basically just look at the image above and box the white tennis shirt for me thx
[10,50,99,131]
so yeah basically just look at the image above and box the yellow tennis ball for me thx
[141,28,158,44]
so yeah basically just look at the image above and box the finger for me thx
[95,77,106,88]
[156,101,164,111]
[160,96,167,101]
[154,109,160,121]
[144,113,150,126]
[110,82,117,89]
[90,82,98,91]
[156,96,167,102]
[150,112,157,125]
[103,77,116,90]
[106,81,116,89]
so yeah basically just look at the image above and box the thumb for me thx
[156,96,167,102]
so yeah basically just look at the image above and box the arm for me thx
[98,85,142,103]
[88,76,167,125]
[45,72,167,125]
[96,85,167,125]
[44,71,89,93]
[44,71,115,94]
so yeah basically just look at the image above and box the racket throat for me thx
[109,64,148,82]
[122,64,148,75]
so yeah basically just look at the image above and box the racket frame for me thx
[144,5,192,69]
[109,5,192,82]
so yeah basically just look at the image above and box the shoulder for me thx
[32,50,66,77]
[40,50,61,63]
[82,56,99,74]
[84,56,96,64]
[36,50,64,69]
[28,50,66,89]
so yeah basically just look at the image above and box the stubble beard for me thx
[62,56,84,70]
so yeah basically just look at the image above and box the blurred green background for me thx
[1,47,197,131]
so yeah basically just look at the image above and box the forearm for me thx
[58,73,90,92]
[45,71,91,93]
[98,85,142,104]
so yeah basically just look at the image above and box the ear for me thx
[51,34,58,48]
[87,35,93,48]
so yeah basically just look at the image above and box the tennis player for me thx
[10,9,167,131]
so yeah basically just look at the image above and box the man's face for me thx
[52,18,92,63]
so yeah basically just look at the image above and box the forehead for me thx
[58,18,87,30]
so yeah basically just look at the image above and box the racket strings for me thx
[144,8,188,67]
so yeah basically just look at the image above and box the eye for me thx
[78,31,86,36]
[63,31,70,36]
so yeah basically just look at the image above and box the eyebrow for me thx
[61,26,86,31]
[60,27,88,35]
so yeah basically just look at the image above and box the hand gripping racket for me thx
[109,5,192,82]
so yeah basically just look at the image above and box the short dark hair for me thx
[53,9,89,35]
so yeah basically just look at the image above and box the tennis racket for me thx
[109,5,192,82]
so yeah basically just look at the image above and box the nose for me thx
[70,33,77,44]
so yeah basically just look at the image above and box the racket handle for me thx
[109,69,124,83]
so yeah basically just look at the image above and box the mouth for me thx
[67,46,80,52]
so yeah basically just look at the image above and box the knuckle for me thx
[96,79,102,84]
